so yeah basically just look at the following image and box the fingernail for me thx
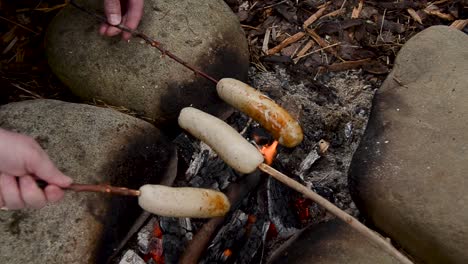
[109,14,121,25]
[62,176,73,186]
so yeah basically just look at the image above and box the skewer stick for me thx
[257,163,413,264]
[67,183,141,196]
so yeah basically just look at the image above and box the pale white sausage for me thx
[216,78,303,148]
[178,107,264,174]
[138,185,230,218]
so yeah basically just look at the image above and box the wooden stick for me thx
[351,0,364,19]
[257,163,413,264]
[305,28,341,59]
[303,3,329,28]
[67,183,141,196]
[450,19,468,30]
[266,32,306,55]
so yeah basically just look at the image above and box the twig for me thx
[324,58,371,72]
[0,15,40,35]
[303,3,329,28]
[260,0,288,10]
[322,8,346,19]
[258,163,414,264]
[11,83,43,99]
[407,8,423,24]
[351,0,364,19]
[262,28,272,54]
[266,32,306,55]
[293,40,315,64]
[376,9,387,44]
[294,42,341,60]
[69,0,218,84]
[450,19,468,30]
[16,3,68,13]
[305,28,342,60]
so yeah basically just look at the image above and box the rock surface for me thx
[0,100,176,264]
[269,219,400,264]
[348,26,468,263]
[46,0,249,124]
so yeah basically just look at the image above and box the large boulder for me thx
[46,0,249,124]
[348,26,468,263]
[0,100,176,263]
[270,219,400,264]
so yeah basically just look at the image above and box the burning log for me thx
[180,171,262,264]
[178,107,414,264]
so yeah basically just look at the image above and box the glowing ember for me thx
[294,197,313,224]
[266,222,278,241]
[223,248,233,258]
[144,222,165,263]
[261,140,279,165]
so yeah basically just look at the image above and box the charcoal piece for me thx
[236,219,270,264]
[185,148,211,181]
[201,210,249,263]
[267,177,301,238]
[160,217,192,263]
[173,133,200,165]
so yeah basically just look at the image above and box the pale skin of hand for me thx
[0,129,73,210]
[100,0,144,40]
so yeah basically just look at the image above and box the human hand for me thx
[0,129,73,210]
[100,0,144,40]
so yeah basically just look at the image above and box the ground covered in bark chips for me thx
[1,0,467,263]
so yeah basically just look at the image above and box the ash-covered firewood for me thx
[267,177,300,238]
[160,217,192,263]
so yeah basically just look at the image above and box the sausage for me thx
[216,78,303,148]
[138,185,230,218]
[178,107,264,174]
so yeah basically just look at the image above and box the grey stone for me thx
[269,219,400,264]
[0,99,176,263]
[348,26,468,263]
[46,0,249,124]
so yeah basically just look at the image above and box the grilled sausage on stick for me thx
[216,78,303,148]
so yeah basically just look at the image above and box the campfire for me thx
[109,104,409,263]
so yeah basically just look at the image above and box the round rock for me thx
[348,26,468,263]
[46,0,249,124]
[0,99,176,263]
[270,219,400,264]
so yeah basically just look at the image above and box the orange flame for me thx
[261,140,279,165]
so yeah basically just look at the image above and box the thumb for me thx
[104,0,122,25]
[27,149,73,188]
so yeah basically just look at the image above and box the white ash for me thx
[119,250,145,264]
[294,148,321,181]
[136,217,158,254]
[185,142,216,180]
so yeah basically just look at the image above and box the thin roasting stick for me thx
[257,163,414,264]
[69,0,219,84]
[67,183,141,196]
[36,180,141,196]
